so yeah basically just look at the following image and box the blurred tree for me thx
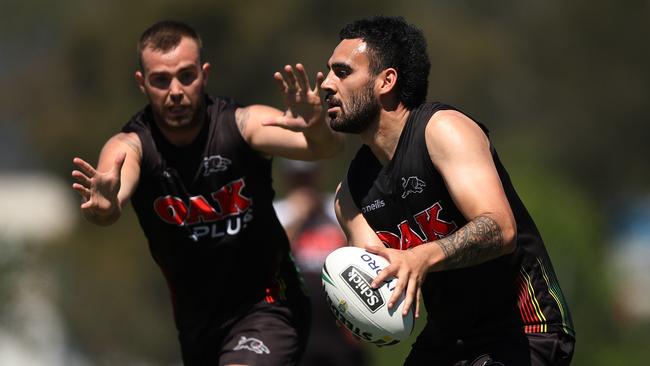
[2,0,649,364]
[42,210,180,365]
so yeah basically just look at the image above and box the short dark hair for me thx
[137,20,203,69]
[339,16,430,109]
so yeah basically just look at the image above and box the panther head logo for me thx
[202,155,231,176]
[233,336,270,355]
[401,176,426,198]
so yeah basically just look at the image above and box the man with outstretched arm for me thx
[72,20,343,366]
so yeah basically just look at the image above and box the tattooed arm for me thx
[425,109,517,263]
[434,215,511,270]
[368,110,516,316]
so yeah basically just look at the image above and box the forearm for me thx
[430,215,513,271]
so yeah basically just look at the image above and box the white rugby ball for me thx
[321,246,414,346]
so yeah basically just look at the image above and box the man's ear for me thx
[201,62,211,87]
[135,70,146,94]
[377,68,398,96]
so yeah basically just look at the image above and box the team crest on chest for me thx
[202,155,231,176]
[401,176,426,198]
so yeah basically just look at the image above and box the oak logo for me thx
[153,178,253,241]
[377,202,457,250]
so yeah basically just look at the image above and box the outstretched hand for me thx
[71,152,126,223]
[264,63,325,131]
[367,244,428,318]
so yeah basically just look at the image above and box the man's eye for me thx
[150,76,171,89]
[178,71,197,86]
[335,69,350,78]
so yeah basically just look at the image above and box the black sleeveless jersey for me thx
[347,102,574,342]
[121,95,305,334]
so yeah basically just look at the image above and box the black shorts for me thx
[404,331,575,366]
[180,298,311,366]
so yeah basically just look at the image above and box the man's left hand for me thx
[264,63,325,131]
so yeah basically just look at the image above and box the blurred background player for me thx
[274,159,369,366]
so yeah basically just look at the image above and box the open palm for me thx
[265,63,325,131]
[71,153,125,220]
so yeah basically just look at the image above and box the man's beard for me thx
[329,81,380,134]
[153,96,205,133]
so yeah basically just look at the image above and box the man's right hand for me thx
[71,152,126,225]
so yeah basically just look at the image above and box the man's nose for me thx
[320,71,334,92]
[169,78,184,102]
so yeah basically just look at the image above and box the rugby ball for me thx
[321,246,414,347]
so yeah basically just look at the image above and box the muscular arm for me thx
[432,215,506,270]
[423,110,516,270]
[369,111,517,314]
[72,132,142,225]
[102,133,142,207]
[235,64,344,160]
[236,104,343,160]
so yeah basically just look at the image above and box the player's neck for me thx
[360,105,410,165]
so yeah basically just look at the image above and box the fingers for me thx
[283,65,299,93]
[386,270,407,309]
[72,183,90,202]
[294,63,310,92]
[365,243,386,256]
[275,64,313,94]
[80,199,94,210]
[401,275,419,316]
[365,244,394,263]
[368,245,392,287]
[314,71,324,94]
[367,245,422,315]
[371,262,395,289]
[273,72,286,93]
[382,267,419,316]
[73,157,96,178]
[415,289,422,319]
[72,170,92,187]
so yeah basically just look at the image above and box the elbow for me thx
[501,219,517,255]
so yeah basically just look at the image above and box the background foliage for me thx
[1,0,649,365]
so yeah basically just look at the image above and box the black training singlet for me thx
[347,102,574,343]
[122,95,306,335]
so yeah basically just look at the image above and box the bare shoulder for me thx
[235,106,252,136]
[425,109,489,155]
[104,132,142,158]
[426,109,485,137]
